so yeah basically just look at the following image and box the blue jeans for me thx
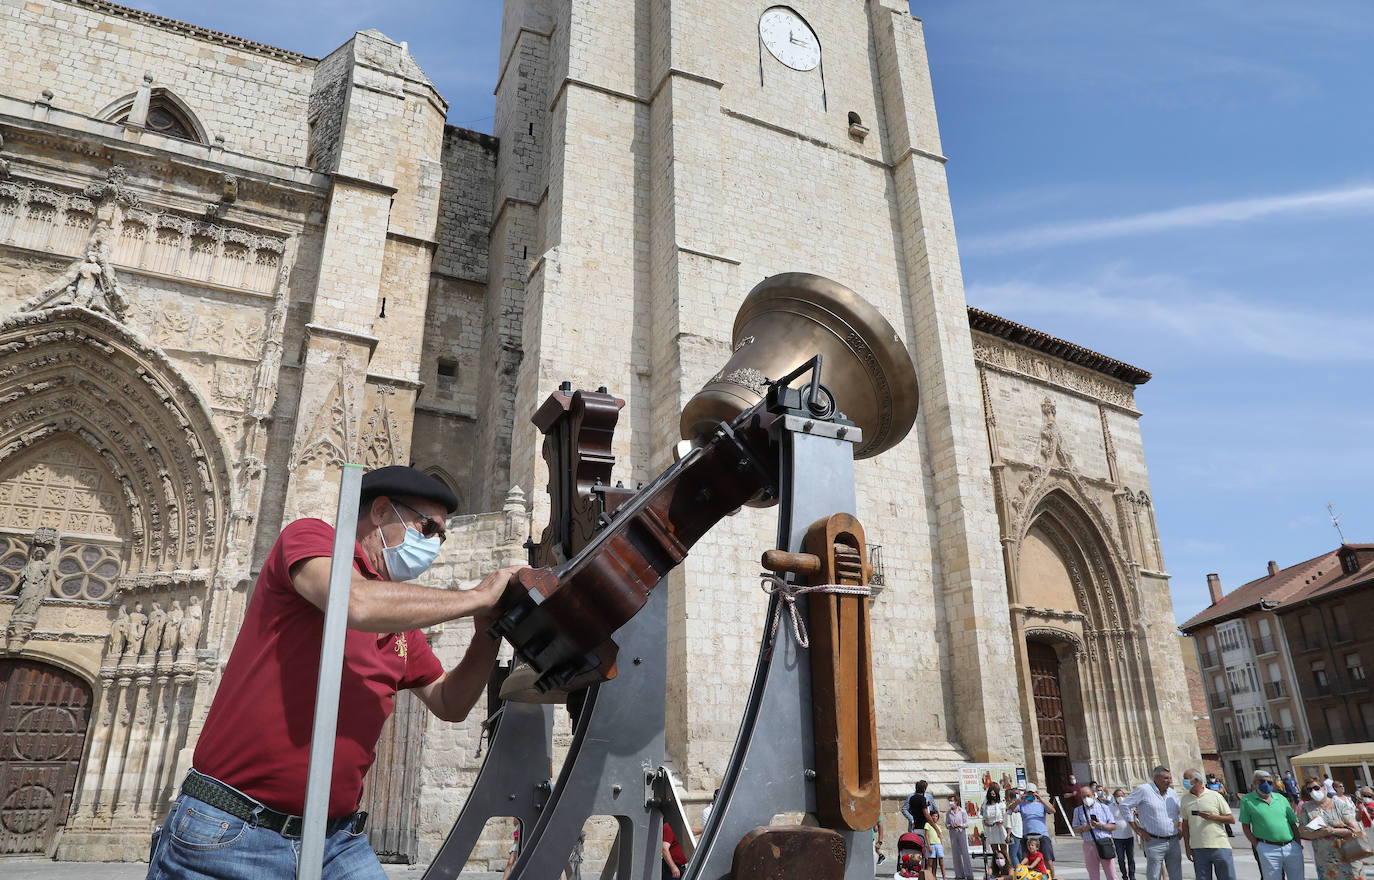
[1255,840,1304,880]
[1113,836,1136,880]
[145,792,385,880]
[1192,847,1235,880]
[1009,835,1024,868]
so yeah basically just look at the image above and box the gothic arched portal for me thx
[1013,487,1166,789]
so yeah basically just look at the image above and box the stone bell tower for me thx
[483,0,1022,796]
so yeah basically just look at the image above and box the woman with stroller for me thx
[983,784,1008,859]
[946,796,975,880]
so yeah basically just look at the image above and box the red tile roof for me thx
[1275,544,1374,609]
[1180,549,1340,631]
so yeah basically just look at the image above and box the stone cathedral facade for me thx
[0,0,1197,864]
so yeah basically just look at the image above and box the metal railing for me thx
[867,543,885,587]
[1253,636,1277,655]
[1200,650,1221,668]
[1219,734,1238,751]
[1207,691,1229,709]
[1265,681,1288,699]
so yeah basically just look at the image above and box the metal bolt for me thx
[612,784,622,796]
[509,793,518,800]
[803,420,815,431]
[633,657,643,665]
[804,769,817,780]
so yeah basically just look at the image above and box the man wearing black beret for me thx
[147,465,524,880]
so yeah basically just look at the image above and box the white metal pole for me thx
[298,463,365,880]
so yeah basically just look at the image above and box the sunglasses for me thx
[391,498,448,543]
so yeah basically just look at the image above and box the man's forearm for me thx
[347,576,492,632]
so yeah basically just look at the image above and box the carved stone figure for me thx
[178,596,202,658]
[13,546,51,619]
[142,602,166,661]
[21,233,130,321]
[126,601,147,660]
[107,603,130,659]
[162,599,183,655]
[4,540,54,652]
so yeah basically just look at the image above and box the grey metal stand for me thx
[685,421,873,880]
[504,584,669,879]
[422,695,555,879]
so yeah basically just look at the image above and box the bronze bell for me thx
[681,273,919,459]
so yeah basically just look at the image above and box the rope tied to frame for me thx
[759,573,871,649]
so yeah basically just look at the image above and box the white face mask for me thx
[1083,797,1097,808]
[1309,789,1327,802]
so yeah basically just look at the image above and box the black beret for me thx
[359,465,459,514]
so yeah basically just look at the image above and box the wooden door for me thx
[360,687,428,863]
[0,659,92,856]
[1028,642,1068,757]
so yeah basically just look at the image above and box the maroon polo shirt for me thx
[194,518,443,816]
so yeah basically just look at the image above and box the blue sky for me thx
[131,1,1372,625]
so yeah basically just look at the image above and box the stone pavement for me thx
[0,834,1313,880]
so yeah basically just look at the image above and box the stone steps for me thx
[878,742,973,801]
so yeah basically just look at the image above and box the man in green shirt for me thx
[1238,769,1303,880]
[1181,769,1235,880]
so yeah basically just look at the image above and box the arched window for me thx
[99,88,207,144]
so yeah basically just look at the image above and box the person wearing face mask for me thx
[1238,769,1302,880]
[1180,769,1235,880]
[946,796,975,880]
[1109,788,1138,880]
[1072,783,1118,880]
[1298,779,1361,880]
[149,466,523,880]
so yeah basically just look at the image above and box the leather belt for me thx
[1147,832,1179,840]
[1256,838,1294,847]
[181,771,366,839]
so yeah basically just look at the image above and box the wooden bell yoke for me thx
[486,273,917,851]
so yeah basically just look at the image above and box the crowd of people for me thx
[889,767,1374,880]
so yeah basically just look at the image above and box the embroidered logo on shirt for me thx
[394,633,408,660]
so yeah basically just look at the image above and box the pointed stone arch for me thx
[1013,486,1164,787]
[97,87,208,144]
[1017,488,1134,631]
[0,306,233,575]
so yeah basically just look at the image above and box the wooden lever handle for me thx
[760,550,822,576]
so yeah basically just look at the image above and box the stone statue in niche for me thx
[125,601,147,661]
[162,599,183,655]
[107,603,130,659]
[142,602,166,662]
[177,596,202,660]
[3,529,58,653]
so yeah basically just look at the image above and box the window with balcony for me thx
[1347,653,1365,682]
[1313,662,1331,696]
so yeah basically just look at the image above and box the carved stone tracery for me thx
[0,307,233,574]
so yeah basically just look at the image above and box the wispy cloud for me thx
[963,183,1374,254]
[966,269,1374,362]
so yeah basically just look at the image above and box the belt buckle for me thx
[281,815,303,838]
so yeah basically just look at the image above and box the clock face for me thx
[759,7,821,72]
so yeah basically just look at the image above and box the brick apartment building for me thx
[1274,544,1374,749]
[1182,544,1374,792]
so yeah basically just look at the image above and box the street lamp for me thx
[1258,722,1285,777]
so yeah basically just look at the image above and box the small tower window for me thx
[436,359,458,398]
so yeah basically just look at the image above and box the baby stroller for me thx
[897,831,928,878]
